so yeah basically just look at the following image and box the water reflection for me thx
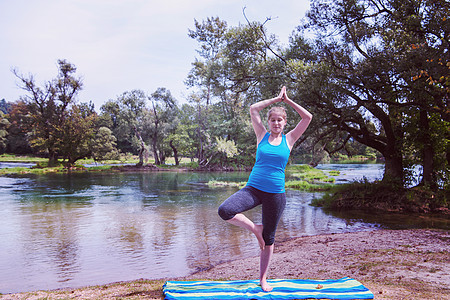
[316,163,384,183]
[0,162,36,169]
[0,169,447,293]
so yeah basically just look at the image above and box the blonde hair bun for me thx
[267,106,287,121]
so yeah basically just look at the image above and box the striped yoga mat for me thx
[163,277,374,299]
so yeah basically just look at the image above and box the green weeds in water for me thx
[85,165,115,171]
[0,166,67,175]
[328,170,340,176]
[207,180,247,189]
[285,164,335,191]
[285,180,334,191]
[286,164,335,183]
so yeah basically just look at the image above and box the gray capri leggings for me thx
[218,185,286,246]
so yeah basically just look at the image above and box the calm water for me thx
[0,164,447,293]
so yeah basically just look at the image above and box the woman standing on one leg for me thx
[218,86,312,292]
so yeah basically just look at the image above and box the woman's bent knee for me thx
[263,235,275,246]
[218,204,233,220]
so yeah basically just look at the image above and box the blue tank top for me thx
[247,132,291,193]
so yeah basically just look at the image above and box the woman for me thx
[218,86,312,292]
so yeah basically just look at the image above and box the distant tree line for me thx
[0,0,447,191]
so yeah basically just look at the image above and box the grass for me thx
[328,170,340,176]
[0,154,199,175]
[284,164,336,191]
[286,164,335,184]
[206,164,336,191]
[207,180,247,189]
[285,180,334,191]
[0,166,67,175]
[0,154,47,163]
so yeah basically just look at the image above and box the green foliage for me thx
[101,90,149,166]
[0,112,10,154]
[0,154,47,163]
[59,103,97,166]
[0,165,68,175]
[102,91,145,145]
[186,16,280,167]
[207,180,246,189]
[84,165,115,172]
[146,87,179,165]
[4,101,33,154]
[0,99,11,114]
[215,137,238,158]
[13,59,84,166]
[286,164,335,183]
[291,0,449,189]
[285,180,334,191]
[91,127,120,161]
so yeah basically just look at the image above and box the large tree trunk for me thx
[383,152,404,184]
[170,140,179,165]
[380,108,404,185]
[159,150,166,165]
[48,149,58,167]
[152,140,160,165]
[419,109,435,188]
[134,126,145,167]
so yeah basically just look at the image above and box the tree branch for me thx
[242,6,287,64]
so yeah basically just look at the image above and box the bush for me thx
[312,180,449,213]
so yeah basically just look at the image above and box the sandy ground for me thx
[2,229,449,300]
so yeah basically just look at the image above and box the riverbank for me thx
[2,229,449,300]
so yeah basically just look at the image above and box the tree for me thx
[0,99,11,114]
[187,17,228,106]
[211,136,239,167]
[146,88,178,165]
[6,101,34,154]
[91,127,120,161]
[295,0,449,188]
[0,112,9,154]
[168,103,200,162]
[58,102,97,166]
[13,59,83,166]
[101,90,148,166]
[187,17,279,166]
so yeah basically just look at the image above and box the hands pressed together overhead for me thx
[278,86,287,102]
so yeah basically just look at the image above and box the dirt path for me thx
[2,229,449,299]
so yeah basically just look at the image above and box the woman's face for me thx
[268,112,286,134]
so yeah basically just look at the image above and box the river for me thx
[0,164,447,293]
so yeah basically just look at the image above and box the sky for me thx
[0,0,311,110]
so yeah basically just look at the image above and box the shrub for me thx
[312,180,449,213]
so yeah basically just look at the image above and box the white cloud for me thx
[0,0,310,109]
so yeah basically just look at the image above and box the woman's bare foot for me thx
[260,279,273,292]
[254,224,265,250]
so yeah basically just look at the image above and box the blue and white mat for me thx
[163,277,374,299]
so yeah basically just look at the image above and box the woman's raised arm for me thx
[249,86,285,144]
[283,91,312,150]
